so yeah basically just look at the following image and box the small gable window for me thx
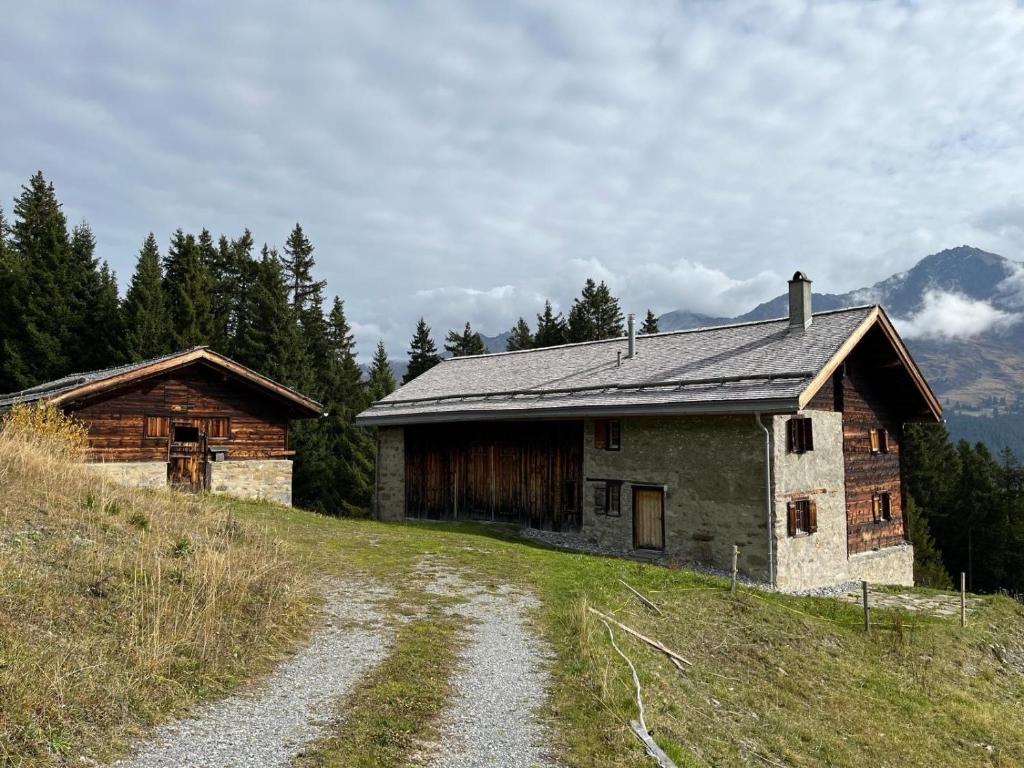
[787,417,814,454]
[594,419,621,451]
[869,428,889,454]
[872,492,892,523]
[594,481,622,517]
[144,415,169,439]
[787,498,817,536]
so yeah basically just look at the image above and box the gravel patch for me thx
[109,578,391,768]
[419,569,559,768]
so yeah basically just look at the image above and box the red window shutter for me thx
[787,502,797,537]
[595,420,608,449]
[803,418,814,451]
[808,500,818,533]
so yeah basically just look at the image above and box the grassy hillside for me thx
[3,420,1024,767]
[241,504,1024,768]
[0,421,313,767]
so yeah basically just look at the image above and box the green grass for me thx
[227,501,1024,768]
[294,611,465,768]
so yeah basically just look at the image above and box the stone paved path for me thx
[837,587,980,616]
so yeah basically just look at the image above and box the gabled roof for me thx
[356,305,941,426]
[0,347,324,417]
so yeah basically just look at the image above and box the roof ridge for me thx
[443,304,878,361]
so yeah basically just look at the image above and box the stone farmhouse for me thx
[357,273,942,590]
[0,348,323,505]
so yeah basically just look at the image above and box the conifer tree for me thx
[280,223,326,315]
[566,279,624,342]
[905,496,952,589]
[197,228,233,351]
[444,321,487,357]
[225,230,257,359]
[234,245,302,385]
[66,222,122,370]
[163,229,215,349]
[506,317,533,351]
[10,171,72,381]
[403,318,441,383]
[0,205,30,391]
[640,309,659,334]
[368,339,397,401]
[534,301,566,348]
[121,234,171,361]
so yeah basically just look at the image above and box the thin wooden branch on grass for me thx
[619,579,664,615]
[588,607,692,667]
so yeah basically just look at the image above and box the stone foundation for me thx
[209,459,293,505]
[847,544,914,586]
[83,461,168,490]
[375,427,405,521]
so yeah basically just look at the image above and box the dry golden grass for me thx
[0,413,313,767]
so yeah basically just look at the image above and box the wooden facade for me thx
[404,420,583,530]
[807,323,920,555]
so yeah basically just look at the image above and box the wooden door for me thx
[168,421,207,492]
[633,487,664,550]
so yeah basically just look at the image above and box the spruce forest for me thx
[2,171,1023,595]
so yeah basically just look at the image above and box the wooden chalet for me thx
[358,273,942,590]
[0,348,323,505]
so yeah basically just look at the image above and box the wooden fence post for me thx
[960,572,966,628]
[862,581,870,634]
[731,545,739,594]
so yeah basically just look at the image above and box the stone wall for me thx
[83,461,168,490]
[209,459,293,505]
[771,411,850,590]
[375,427,405,521]
[580,414,772,581]
[847,544,914,586]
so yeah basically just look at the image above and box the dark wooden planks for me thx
[69,362,291,463]
[404,420,583,531]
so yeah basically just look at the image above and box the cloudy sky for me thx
[3,1,1024,358]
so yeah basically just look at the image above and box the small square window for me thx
[787,498,817,536]
[594,420,621,451]
[144,415,169,439]
[872,492,892,522]
[594,481,622,516]
[787,417,814,454]
[870,429,889,454]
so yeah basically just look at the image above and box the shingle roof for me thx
[0,347,323,416]
[357,306,879,426]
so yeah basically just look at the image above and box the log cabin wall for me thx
[806,326,910,555]
[68,363,291,462]
[404,420,583,531]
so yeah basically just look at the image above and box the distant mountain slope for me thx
[657,246,1024,455]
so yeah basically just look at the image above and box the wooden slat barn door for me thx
[168,421,207,492]
[633,487,664,550]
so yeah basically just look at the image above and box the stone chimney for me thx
[788,271,812,329]
[627,313,636,358]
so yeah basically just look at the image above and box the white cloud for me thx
[894,290,1019,340]
[3,2,1024,360]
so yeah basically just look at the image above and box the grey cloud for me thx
[2,1,1024,361]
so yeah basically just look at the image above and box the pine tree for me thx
[280,223,326,315]
[121,233,172,361]
[905,496,952,589]
[0,205,30,391]
[534,301,566,348]
[506,317,533,351]
[197,229,233,351]
[444,321,487,357]
[640,309,659,334]
[10,171,72,382]
[225,230,257,359]
[368,340,396,401]
[404,318,441,383]
[163,229,215,349]
[566,279,624,342]
[234,245,302,385]
[67,222,122,370]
